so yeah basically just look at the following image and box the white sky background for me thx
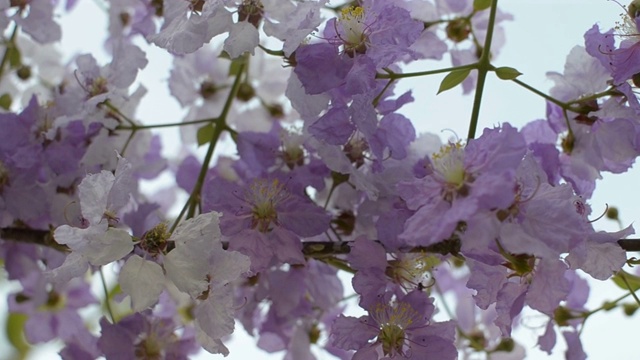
[3,0,640,359]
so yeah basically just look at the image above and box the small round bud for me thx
[0,93,12,110]
[199,80,218,100]
[561,132,575,154]
[623,302,639,316]
[446,18,471,43]
[308,324,321,344]
[236,82,255,101]
[265,103,284,118]
[553,306,573,326]
[16,65,31,80]
[494,337,515,352]
[119,12,131,26]
[606,206,620,220]
[332,210,356,236]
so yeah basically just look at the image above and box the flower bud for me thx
[446,18,471,43]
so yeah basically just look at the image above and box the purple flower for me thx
[9,275,97,345]
[331,290,457,359]
[98,311,199,359]
[205,175,330,272]
[398,123,526,247]
[294,0,423,96]
[148,0,232,55]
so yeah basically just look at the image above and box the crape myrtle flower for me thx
[106,0,159,41]
[204,172,330,273]
[398,123,526,248]
[3,0,61,44]
[149,0,325,58]
[147,0,232,55]
[408,0,512,94]
[98,310,199,359]
[593,2,640,85]
[331,290,457,359]
[49,154,135,286]
[238,261,346,359]
[347,236,440,308]
[73,39,148,107]
[162,212,251,355]
[583,23,640,112]
[8,274,98,345]
[465,258,571,337]
[294,1,423,97]
[434,264,527,358]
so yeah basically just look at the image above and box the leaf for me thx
[612,270,640,292]
[197,124,214,146]
[495,66,523,80]
[473,0,492,11]
[437,68,471,94]
[7,45,21,68]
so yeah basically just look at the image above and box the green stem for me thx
[120,130,136,156]
[116,117,216,131]
[376,63,478,80]
[565,88,618,106]
[99,267,115,323]
[0,25,19,81]
[372,78,395,107]
[185,62,246,219]
[510,78,568,109]
[467,0,499,140]
[101,100,136,127]
[619,272,640,306]
[258,45,284,57]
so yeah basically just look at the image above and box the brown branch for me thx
[2,227,639,255]
[0,227,69,252]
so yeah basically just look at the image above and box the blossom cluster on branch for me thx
[1,0,640,359]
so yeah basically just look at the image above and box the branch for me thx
[3,227,640,255]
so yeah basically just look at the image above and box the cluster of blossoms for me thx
[1,0,640,359]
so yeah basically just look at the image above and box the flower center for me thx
[245,179,287,232]
[338,6,368,56]
[371,301,420,356]
[431,142,466,187]
[387,254,439,290]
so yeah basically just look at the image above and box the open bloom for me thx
[398,124,526,247]
[205,175,330,272]
[331,290,456,359]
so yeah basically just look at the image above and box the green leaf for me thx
[0,93,11,110]
[437,68,471,94]
[494,66,523,80]
[473,0,492,11]
[612,270,640,292]
[7,45,21,69]
[197,124,214,146]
